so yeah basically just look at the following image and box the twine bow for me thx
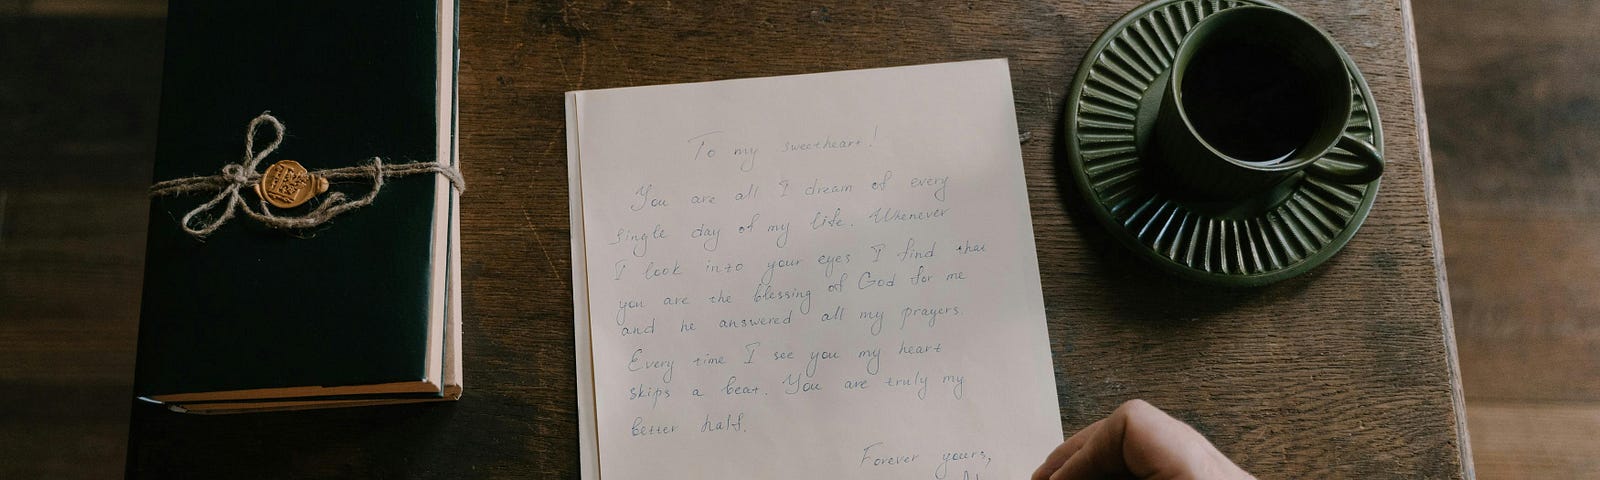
[149,112,464,239]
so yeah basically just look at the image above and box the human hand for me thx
[1032,399,1254,480]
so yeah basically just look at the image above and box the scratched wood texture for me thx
[115,1,1468,477]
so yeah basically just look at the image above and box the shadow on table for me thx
[1046,97,1310,326]
[126,400,458,479]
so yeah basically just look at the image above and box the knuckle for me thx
[1116,398,1154,415]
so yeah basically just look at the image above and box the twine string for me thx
[149,112,463,238]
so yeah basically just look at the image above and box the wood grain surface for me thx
[1414,1,1600,477]
[1465,402,1600,478]
[126,1,1469,477]
[0,14,161,479]
[1416,0,1600,404]
[3,1,1478,478]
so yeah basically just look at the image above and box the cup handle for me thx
[1308,134,1384,185]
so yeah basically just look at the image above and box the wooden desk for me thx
[126,0,1470,477]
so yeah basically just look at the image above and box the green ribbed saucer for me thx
[1065,0,1382,287]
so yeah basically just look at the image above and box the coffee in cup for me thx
[1154,6,1383,200]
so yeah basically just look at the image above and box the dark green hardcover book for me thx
[133,0,461,414]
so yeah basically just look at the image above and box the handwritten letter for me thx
[567,59,1061,479]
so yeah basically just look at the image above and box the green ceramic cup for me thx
[1155,6,1383,200]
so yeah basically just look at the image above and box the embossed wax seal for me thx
[254,160,329,208]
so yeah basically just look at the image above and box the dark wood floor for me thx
[0,7,161,478]
[1415,0,1600,476]
[1,1,1594,477]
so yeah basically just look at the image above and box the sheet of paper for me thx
[568,59,1061,479]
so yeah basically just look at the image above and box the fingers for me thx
[1112,399,1208,478]
[1031,418,1104,480]
[1049,401,1137,480]
[1036,399,1253,480]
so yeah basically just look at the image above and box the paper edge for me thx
[567,90,601,480]
[444,23,464,398]
[997,58,1066,448]
[564,58,1007,96]
[170,396,454,415]
[419,0,458,394]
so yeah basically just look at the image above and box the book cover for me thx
[132,0,460,413]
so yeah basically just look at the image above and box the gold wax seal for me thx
[254,160,329,208]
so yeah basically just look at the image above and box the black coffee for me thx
[1180,39,1320,164]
